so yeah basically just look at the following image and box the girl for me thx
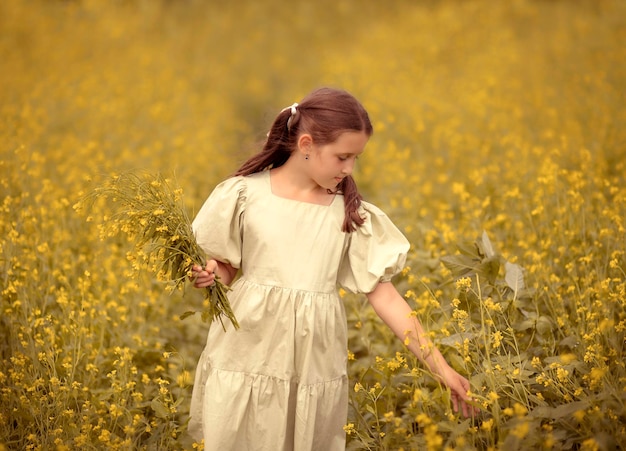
[189,87,473,450]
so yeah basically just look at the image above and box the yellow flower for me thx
[455,277,472,292]
[424,424,443,448]
[556,367,569,383]
[573,409,585,422]
[531,356,542,369]
[481,418,494,431]
[511,420,530,439]
[491,330,503,349]
[559,353,577,364]
[587,366,607,390]
[484,297,502,312]
[581,438,600,451]
[415,413,431,425]
[513,402,528,417]
[177,370,191,387]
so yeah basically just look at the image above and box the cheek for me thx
[314,152,335,167]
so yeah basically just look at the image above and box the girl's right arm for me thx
[191,259,237,287]
[367,281,476,418]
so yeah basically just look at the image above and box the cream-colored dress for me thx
[188,171,409,451]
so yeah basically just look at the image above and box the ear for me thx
[297,133,314,155]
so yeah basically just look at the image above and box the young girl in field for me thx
[189,87,473,450]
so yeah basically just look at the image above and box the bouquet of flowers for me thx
[78,172,239,331]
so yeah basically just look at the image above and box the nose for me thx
[342,160,355,175]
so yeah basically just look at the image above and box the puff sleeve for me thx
[337,201,410,294]
[192,176,246,269]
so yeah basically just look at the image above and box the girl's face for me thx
[308,131,369,191]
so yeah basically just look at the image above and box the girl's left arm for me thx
[366,281,475,418]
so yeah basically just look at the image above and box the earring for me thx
[305,154,309,160]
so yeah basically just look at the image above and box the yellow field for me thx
[1,0,625,449]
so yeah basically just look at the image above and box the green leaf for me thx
[479,230,496,258]
[558,335,579,349]
[478,256,500,284]
[151,398,170,419]
[536,315,554,336]
[179,311,196,320]
[512,298,535,314]
[514,319,536,331]
[441,254,478,278]
[531,400,589,420]
[456,241,480,258]
[439,332,477,347]
[505,261,525,292]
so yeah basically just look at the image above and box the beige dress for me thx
[188,171,409,451]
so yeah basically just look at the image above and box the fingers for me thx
[457,377,480,417]
[449,374,477,418]
[451,390,470,418]
[460,399,471,418]
[191,259,218,288]
[451,392,460,414]
[193,271,216,288]
[451,384,469,417]
[204,259,218,273]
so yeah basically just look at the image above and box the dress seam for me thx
[298,374,347,388]
[208,365,346,386]
[237,277,337,296]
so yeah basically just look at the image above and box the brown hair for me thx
[234,87,373,232]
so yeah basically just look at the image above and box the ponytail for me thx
[338,175,365,233]
[234,107,295,176]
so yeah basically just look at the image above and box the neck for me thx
[270,161,332,205]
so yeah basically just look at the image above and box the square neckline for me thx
[266,170,338,207]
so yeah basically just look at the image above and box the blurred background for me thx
[3,0,624,201]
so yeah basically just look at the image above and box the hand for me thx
[191,259,218,288]
[437,364,478,418]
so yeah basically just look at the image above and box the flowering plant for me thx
[81,172,239,330]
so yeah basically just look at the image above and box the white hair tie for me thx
[282,102,298,131]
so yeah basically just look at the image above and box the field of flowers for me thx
[1,0,625,449]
